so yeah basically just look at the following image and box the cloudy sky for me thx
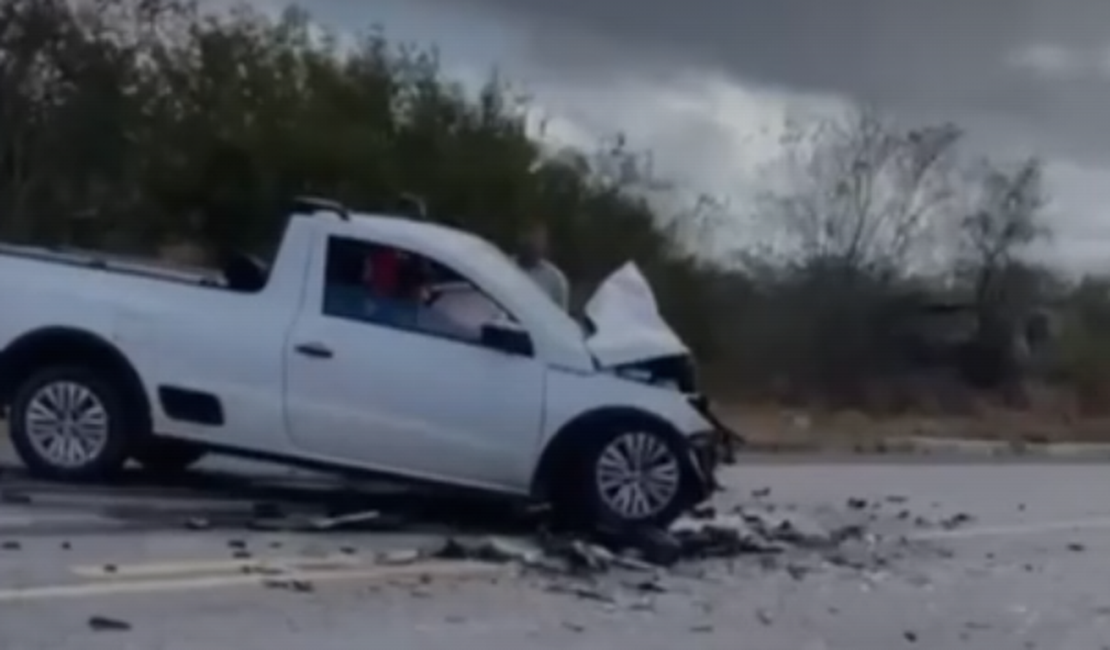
[249,0,1110,272]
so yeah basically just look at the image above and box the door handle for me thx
[294,342,333,359]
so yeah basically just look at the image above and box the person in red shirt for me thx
[364,247,400,296]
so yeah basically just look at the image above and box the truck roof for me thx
[306,209,497,262]
[287,196,488,253]
[350,212,470,242]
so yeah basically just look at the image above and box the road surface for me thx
[1,448,1110,649]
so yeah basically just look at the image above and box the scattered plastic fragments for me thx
[88,616,131,632]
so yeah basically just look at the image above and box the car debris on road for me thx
[243,508,403,533]
[0,450,983,613]
[403,494,961,586]
[87,616,132,632]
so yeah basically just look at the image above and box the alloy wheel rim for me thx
[595,432,681,520]
[24,381,109,468]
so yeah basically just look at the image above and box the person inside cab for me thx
[324,239,484,342]
[361,248,471,339]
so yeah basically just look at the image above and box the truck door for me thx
[283,234,545,492]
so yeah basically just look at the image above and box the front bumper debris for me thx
[686,432,721,497]
[688,394,743,465]
[684,396,743,498]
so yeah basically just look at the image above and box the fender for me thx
[529,405,691,500]
[0,326,149,417]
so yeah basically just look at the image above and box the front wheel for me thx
[559,426,694,531]
[8,366,133,481]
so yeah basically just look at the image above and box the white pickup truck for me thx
[0,199,729,529]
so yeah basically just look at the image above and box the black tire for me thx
[132,438,207,475]
[8,365,135,481]
[553,422,695,531]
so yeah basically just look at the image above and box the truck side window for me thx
[321,236,496,343]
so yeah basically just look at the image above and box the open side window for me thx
[321,236,517,346]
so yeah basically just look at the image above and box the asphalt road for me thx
[2,447,1110,649]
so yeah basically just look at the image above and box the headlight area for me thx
[610,354,698,392]
[609,357,742,466]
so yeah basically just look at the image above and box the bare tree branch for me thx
[758,106,962,277]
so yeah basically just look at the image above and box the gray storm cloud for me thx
[419,0,1110,162]
[281,0,1110,269]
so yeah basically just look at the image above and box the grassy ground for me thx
[713,378,1110,451]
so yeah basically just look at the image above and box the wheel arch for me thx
[0,326,151,426]
[529,405,689,501]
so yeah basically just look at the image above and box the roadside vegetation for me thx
[3,0,1110,437]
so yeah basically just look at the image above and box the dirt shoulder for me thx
[720,404,1110,453]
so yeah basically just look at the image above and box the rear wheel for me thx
[8,366,134,481]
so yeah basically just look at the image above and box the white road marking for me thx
[0,560,503,602]
[0,513,117,528]
[1,491,262,510]
[911,516,1110,541]
[71,554,364,579]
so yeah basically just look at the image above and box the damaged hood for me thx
[583,262,689,368]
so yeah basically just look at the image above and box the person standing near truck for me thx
[516,220,569,311]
